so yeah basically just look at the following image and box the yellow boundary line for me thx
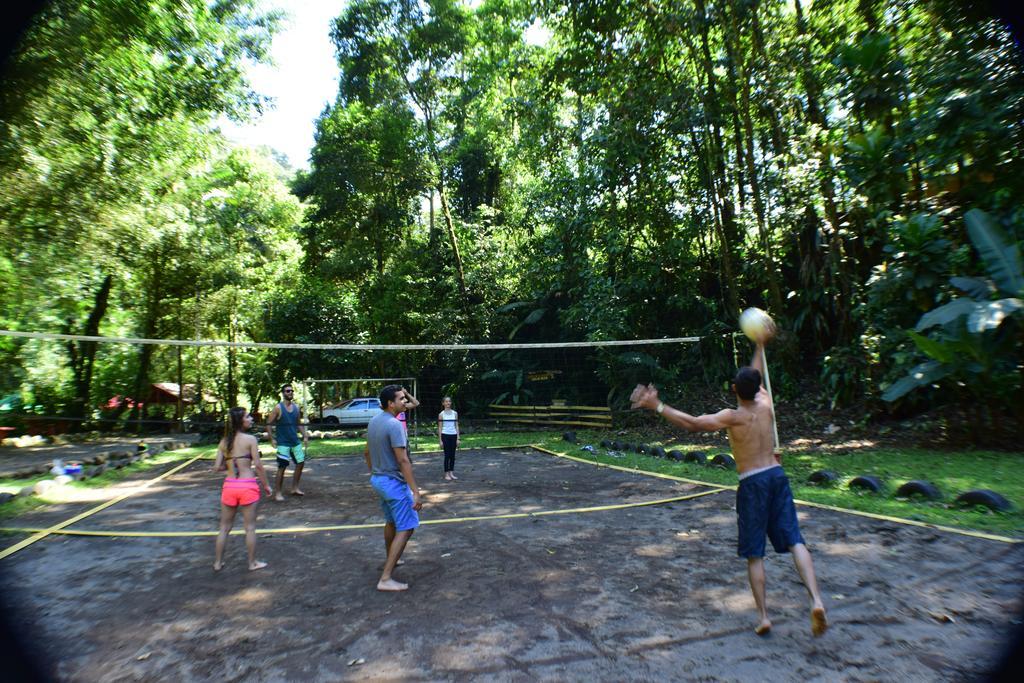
[0,453,206,560]
[0,488,728,538]
[11,443,1009,548]
[529,444,737,491]
[530,445,1023,545]
[189,443,542,460]
[790,499,1022,544]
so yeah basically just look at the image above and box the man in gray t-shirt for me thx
[367,409,408,481]
[364,385,422,592]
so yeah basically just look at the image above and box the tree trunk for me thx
[64,274,113,426]
[227,312,237,408]
[730,3,784,314]
[435,180,469,307]
[694,0,742,316]
[176,345,184,433]
[130,258,162,433]
[408,80,470,313]
[793,0,853,343]
[723,30,746,211]
[428,191,437,253]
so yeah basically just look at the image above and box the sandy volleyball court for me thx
[1,447,1021,681]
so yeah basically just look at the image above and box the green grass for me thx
[0,445,212,520]
[522,430,1024,538]
[3,431,1022,537]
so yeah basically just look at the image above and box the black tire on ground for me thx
[600,439,612,449]
[624,443,638,452]
[612,441,625,451]
[808,470,839,486]
[711,453,735,470]
[563,431,577,443]
[637,444,650,454]
[683,451,707,466]
[848,475,884,493]
[323,416,340,425]
[668,450,685,461]
[652,446,667,458]
[954,489,1012,512]
[895,480,942,500]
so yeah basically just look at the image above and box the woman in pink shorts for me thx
[213,407,272,571]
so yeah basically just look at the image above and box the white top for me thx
[737,463,781,481]
[438,409,459,435]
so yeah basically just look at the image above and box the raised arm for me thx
[402,388,420,409]
[749,342,768,387]
[630,383,738,433]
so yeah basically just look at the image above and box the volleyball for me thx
[739,307,775,342]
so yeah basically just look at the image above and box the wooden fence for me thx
[487,403,612,429]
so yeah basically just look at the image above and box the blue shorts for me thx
[736,466,805,558]
[371,475,419,532]
[276,443,305,469]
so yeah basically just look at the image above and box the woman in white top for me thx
[437,396,460,480]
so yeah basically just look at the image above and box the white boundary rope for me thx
[0,329,702,350]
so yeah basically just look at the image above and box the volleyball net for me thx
[0,329,747,435]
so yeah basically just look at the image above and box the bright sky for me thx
[218,2,550,170]
[218,0,344,170]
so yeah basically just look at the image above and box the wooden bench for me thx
[487,403,612,429]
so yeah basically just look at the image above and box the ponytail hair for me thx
[222,407,248,474]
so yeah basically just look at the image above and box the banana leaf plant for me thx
[883,210,1023,402]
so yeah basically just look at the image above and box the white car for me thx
[321,397,382,425]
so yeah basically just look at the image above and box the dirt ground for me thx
[0,446,1021,682]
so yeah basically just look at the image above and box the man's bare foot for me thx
[377,578,409,591]
[291,488,305,496]
[273,492,285,502]
[249,560,268,571]
[811,606,828,636]
[213,562,223,572]
[754,618,772,636]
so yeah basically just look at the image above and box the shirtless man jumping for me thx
[630,333,827,638]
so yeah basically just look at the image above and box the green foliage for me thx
[4,0,1024,434]
[0,2,291,419]
[883,210,1023,404]
[263,280,365,383]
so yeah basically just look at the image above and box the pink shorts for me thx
[221,478,260,506]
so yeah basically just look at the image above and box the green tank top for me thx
[275,401,300,446]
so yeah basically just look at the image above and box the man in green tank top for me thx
[266,383,309,501]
